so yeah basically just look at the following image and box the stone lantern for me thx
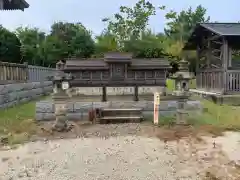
[52,60,74,131]
[170,59,194,124]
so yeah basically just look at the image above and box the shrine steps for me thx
[98,108,143,124]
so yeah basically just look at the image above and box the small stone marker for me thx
[153,92,160,125]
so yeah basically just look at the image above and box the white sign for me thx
[61,81,69,90]
[153,92,160,125]
[154,92,160,105]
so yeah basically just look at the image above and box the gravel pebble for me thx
[0,136,204,180]
[0,129,240,180]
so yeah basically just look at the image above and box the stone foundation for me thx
[35,100,202,121]
[0,81,52,109]
[70,86,165,96]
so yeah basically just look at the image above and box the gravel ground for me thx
[0,124,240,180]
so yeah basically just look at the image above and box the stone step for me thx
[102,108,142,111]
[101,108,142,117]
[101,116,143,120]
[100,116,143,124]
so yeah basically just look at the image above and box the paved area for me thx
[0,124,240,180]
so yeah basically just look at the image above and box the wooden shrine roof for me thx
[1,0,29,11]
[184,23,240,50]
[64,57,171,70]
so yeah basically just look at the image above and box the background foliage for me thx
[0,1,210,69]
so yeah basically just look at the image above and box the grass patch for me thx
[144,114,175,126]
[164,79,240,133]
[191,97,240,131]
[0,97,49,145]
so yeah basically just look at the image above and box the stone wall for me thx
[0,81,52,109]
[36,100,202,121]
[71,86,165,96]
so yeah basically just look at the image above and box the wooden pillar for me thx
[228,46,232,92]
[23,62,28,82]
[102,86,107,102]
[0,0,3,10]
[134,86,139,101]
[222,37,228,94]
[124,64,128,78]
[196,46,200,89]
[228,47,232,67]
[207,40,211,68]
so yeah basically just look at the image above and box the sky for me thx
[0,0,239,36]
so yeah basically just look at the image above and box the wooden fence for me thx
[27,65,55,82]
[0,61,55,85]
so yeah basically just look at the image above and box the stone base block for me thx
[35,100,202,121]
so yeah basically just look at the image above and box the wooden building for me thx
[61,52,171,101]
[184,23,240,95]
[0,0,29,11]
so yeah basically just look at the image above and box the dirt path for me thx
[0,123,240,180]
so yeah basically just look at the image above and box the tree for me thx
[103,0,157,49]
[123,30,165,58]
[15,27,46,65]
[0,25,21,63]
[164,5,210,42]
[94,31,118,57]
[50,22,95,58]
[38,35,64,67]
[162,5,210,69]
[0,3,212,70]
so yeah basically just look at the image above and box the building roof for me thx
[104,52,133,60]
[201,23,240,36]
[64,58,171,70]
[1,0,29,11]
[131,59,170,67]
[184,23,240,50]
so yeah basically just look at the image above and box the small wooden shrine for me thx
[59,52,171,101]
[0,0,29,11]
[184,23,240,95]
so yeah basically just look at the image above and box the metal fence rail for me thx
[28,65,55,82]
[0,61,55,84]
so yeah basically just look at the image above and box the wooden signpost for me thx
[154,92,160,125]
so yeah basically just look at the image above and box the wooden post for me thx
[153,92,160,125]
[196,46,200,89]
[102,86,107,102]
[207,40,211,68]
[23,62,28,82]
[222,37,228,94]
[134,86,139,101]
[0,0,3,9]
[228,47,232,67]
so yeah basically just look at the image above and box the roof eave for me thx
[200,23,223,36]
[21,0,29,8]
[130,66,171,70]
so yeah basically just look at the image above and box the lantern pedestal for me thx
[52,90,69,131]
[51,60,74,132]
[170,59,194,125]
